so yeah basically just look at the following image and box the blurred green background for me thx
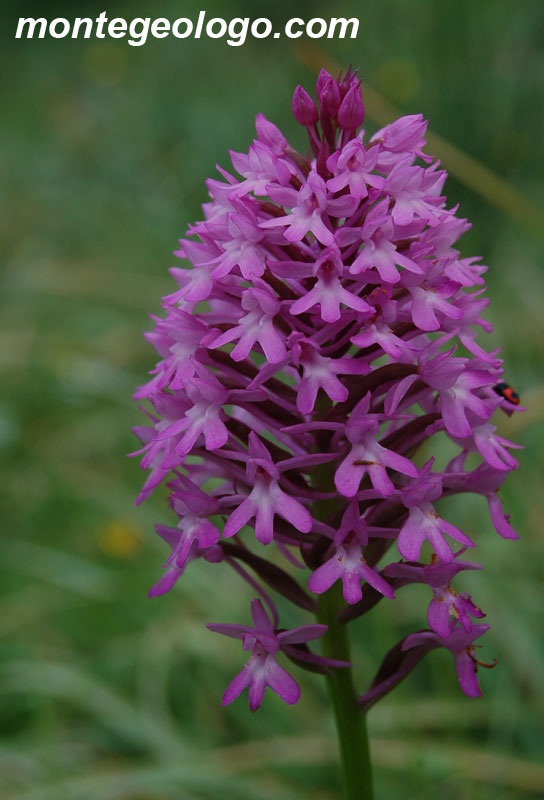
[1,1,543,798]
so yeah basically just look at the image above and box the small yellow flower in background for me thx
[97,519,141,559]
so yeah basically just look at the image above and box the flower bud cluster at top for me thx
[132,67,522,711]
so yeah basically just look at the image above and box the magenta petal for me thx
[441,395,472,438]
[398,515,424,561]
[154,524,181,550]
[209,327,240,350]
[428,527,455,563]
[207,623,252,639]
[148,565,183,597]
[261,327,287,363]
[367,464,395,497]
[455,651,482,697]
[308,557,343,595]
[222,666,251,705]
[255,501,275,545]
[224,498,255,538]
[203,417,228,451]
[439,519,474,548]
[276,489,312,532]
[477,437,512,471]
[378,447,419,478]
[335,456,365,498]
[248,672,267,712]
[360,564,395,599]
[427,598,452,639]
[488,493,519,539]
[297,379,318,414]
[342,573,363,604]
[411,294,439,330]
[196,519,221,548]
[290,292,319,317]
[265,658,300,705]
[385,374,419,415]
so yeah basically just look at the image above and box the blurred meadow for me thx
[1,0,544,797]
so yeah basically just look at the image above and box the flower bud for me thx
[292,85,319,126]
[319,78,341,118]
[338,66,358,98]
[315,68,333,97]
[338,84,365,130]
[315,69,341,119]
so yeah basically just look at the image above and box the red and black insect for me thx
[493,381,520,405]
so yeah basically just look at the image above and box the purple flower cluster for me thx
[133,68,522,710]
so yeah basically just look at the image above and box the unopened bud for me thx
[338,84,365,130]
[339,67,359,98]
[291,85,318,126]
[315,68,333,97]
[319,77,341,118]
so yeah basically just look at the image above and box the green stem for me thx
[311,426,373,798]
[317,583,373,800]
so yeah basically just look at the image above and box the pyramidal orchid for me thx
[132,67,522,799]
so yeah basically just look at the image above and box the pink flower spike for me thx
[133,69,522,714]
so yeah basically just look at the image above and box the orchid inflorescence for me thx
[132,67,522,713]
